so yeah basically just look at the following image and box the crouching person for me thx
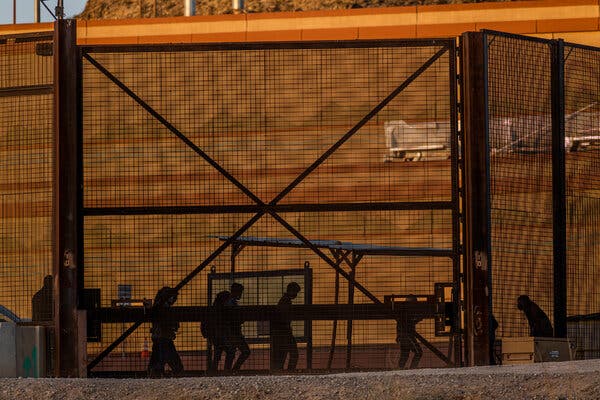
[148,286,183,377]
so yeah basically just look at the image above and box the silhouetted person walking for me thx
[224,282,250,371]
[203,290,232,373]
[270,282,301,371]
[148,286,183,377]
[517,295,553,337]
[396,294,423,369]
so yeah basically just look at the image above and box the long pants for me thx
[208,340,235,372]
[397,335,422,369]
[271,333,298,371]
[148,338,183,377]
[224,334,250,370]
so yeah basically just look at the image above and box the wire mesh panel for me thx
[486,33,555,339]
[564,43,600,359]
[0,33,54,325]
[81,40,460,375]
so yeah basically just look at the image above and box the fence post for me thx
[54,18,85,377]
[551,39,567,338]
[461,31,491,366]
[448,40,463,367]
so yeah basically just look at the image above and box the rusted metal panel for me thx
[461,31,491,366]
[53,19,84,378]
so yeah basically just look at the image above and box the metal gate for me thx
[8,22,600,377]
[462,30,600,365]
[78,39,462,375]
[0,31,55,376]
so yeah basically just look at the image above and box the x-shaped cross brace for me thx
[84,44,450,371]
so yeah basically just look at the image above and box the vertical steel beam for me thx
[345,262,356,370]
[448,39,463,367]
[551,39,567,338]
[461,32,491,366]
[34,0,41,23]
[54,19,84,377]
[184,0,196,16]
[304,262,313,370]
[327,270,340,370]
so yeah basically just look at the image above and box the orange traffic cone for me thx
[141,338,150,359]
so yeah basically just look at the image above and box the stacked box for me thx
[501,337,572,365]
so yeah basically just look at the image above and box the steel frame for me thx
[5,24,598,376]
[461,29,572,366]
[78,39,462,373]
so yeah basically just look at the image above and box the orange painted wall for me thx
[1,1,600,46]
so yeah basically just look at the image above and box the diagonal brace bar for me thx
[330,249,352,270]
[87,211,265,371]
[270,45,449,205]
[415,331,453,366]
[175,212,265,291]
[86,44,449,370]
[269,210,381,304]
[330,249,370,302]
[82,52,264,207]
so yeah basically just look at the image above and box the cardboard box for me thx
[501,337,572,365]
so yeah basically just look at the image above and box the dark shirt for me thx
[271,293,294,336]
[32,286,53,322]
[203,291,230,340]
[525,302,553,337]
[226,298,238,307]
[225,297,243,337]
[151,303,179,341]
[396,314,422,337]
[151,320,180,341]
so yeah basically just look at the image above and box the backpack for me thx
[201,290,230,339]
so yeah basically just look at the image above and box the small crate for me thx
[501,337,572,365]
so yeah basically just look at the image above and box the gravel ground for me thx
[2,360,600,400]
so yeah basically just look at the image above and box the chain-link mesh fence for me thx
[484,32,600,362]
[486,33,555,340]
[6,27,600,375]
[0,32,54,377]
[0,32,54,325]
[564,43,600,360]
[81,41,460,375]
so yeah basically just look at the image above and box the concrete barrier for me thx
[0,323,47,378]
